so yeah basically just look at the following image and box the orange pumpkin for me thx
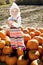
[37,28,43,33]
[26,39,39,50]
[4,36,11,45]
[33,36,43,45]
[17,47,24,56]
[27,27,35,33]
[5,56,17,65]
[28,50,40,60]
[0,40,5,49]
[0,55,6,62]
[40,33,43,37]
[34,30,41,36]
[3,46,12,55]
[23,28,29,34]
[17,55,29,65]
[0,30,6,40]
[30,32,35,38]
[24,34,31,43]
[38,46,43,54]
[30,59,43,65]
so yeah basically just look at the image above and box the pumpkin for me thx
[28,50,40,60]
[0,55,6,62]
[17,55,29,65]
[24,34,31,43]
[4,36,11,46]
[30,32,35,38]
[0,40,5,49]
[40,33,43,37]
[33,36,43,45]
[37,28,43,33]
[38,46,43,54]
[27,27,35,33]
[34,30,41,36]
[17,47,24,56]
[3,46,12,55]
[0,30,6,40]
[23,28,29,34]
[30,59,43,65]
[26,39,39,50]
[5,56,17,65]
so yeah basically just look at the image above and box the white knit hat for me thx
[10,2,20,17]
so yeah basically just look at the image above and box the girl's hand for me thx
[6,20,12,27]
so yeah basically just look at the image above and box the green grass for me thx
[0,4,11,8]
[0,18,4,21]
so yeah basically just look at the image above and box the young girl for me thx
[7,2,26,50]
[7,2,21,28]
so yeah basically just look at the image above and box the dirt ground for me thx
[0,5,43,28]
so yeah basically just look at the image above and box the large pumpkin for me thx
[28,50,40,60]
[3,46,12,55]
[5,56,17,65]
[23,34,31,43]
[17,47,24,56]
[0,40,5,49]
[26,39,39,50]
[0,30,6,40]
[30,59,43,65]
[17,55,29,65]
[33,36,43,45]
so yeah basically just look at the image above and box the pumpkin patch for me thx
[0,27,43,65]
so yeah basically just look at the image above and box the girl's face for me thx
[11,8,19,17]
